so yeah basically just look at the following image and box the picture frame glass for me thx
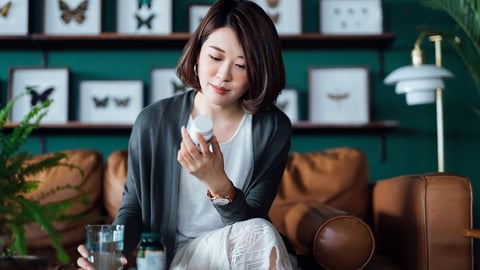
[150,68,187,104]
[252,0,302,34]
[43,0,101,35]
[188,4,210,33]
[79,80,144,124]
[276,88,299,123]
[9,67,69,124]
[0,0,29,35]
[320,0,383,34]
[116,0,172,34]
[309,67,370,124]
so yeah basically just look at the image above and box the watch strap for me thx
[207,181,235,204]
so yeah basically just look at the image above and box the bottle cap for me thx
[190,116,213,142]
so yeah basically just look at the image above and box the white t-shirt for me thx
[175,114,253,251]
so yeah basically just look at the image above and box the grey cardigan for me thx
[113,90,292,266]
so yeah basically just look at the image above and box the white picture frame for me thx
[276,88,299,123]
[42,0,101,35]
[309,66,370,124]
[320,0,383,34]
[252,0,302,34]
[8,67,70,124]
[116,0,172,34]
[188,4,210,33]
[0,0,29,35]
[150,68,187,104]
[78,80,144,124]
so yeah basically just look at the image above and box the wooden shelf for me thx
[3,120,399,135]
[0,32,396,50]
[3,122,132,135]
[3,120,398,160]
[279,33,396,50]
[292,120,399,135]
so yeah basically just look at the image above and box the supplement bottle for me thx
[188,115,213,149]
[136,232,165,270]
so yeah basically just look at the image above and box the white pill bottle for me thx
[188,116,213,149]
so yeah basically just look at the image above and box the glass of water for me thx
[85,224,124,270]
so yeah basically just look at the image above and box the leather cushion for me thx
[284,202,375,269]
[272,147,369,220]
[103,149,128,221]
[23,149,104,247]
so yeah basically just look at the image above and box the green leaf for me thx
[422,0,480,104]
[0,93,87,265]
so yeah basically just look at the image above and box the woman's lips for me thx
[212,84,227,94]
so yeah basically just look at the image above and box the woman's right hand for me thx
[76,244,128,270]
[76,244,93,270]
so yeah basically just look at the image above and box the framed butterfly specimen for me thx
[42,0,101,35]
[276,88,299,123]
[320,0,383,34]
[135,13,155,30]
[251,0,302,34]
[8,67,70,123]
[0,0,29,35]
[187,4,210,33]
[308,66,370,124]
[79,80,144,124]
[150,68,187,104]
[116,0,172,34]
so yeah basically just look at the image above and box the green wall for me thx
[2,0,480,242]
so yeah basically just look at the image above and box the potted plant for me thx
[0,92,87,267]
[421,0,480,114]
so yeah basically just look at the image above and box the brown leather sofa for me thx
[24,148,474,269]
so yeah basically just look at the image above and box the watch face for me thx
[212,198,230,206]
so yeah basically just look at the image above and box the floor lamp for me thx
[384,34,453,172]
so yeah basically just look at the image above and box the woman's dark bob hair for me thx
[176,0,285,114]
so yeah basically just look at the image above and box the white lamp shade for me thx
[396,78,445,105]
[395,78,445,94]
[405,90,435,105]
[384,64,453,105]
[384,64,453,84]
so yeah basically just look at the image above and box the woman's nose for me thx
[216,63,233,81]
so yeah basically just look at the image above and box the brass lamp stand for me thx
[384,33,453,172]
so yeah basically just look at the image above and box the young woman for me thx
[77,0,293,269]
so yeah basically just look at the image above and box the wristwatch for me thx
[207,182,235,206]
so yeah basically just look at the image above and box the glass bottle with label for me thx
[136,232,165,270]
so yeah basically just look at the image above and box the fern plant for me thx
[422,0,480,113]
[0,92,87,265]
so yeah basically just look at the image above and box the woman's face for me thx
[197,27,248,109]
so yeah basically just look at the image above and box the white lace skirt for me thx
[170,218,294,270]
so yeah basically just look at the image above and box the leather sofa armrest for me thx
[372,172,473,270]
[283,201,375,269]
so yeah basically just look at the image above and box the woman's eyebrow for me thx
[208,45,244,59]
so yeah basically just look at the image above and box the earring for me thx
[194,64,198,76]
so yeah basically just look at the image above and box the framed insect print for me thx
[8,67,70,124]
[42,0,101,35]
[116,0,172,34]
[320,0,383,34]
[0,0,29,35]
[78,80,144,124]
[308,66,370,124]
[276,88,299,123]
[188,4,210,33]
[150,68,187,104]
[251,0,302,34]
